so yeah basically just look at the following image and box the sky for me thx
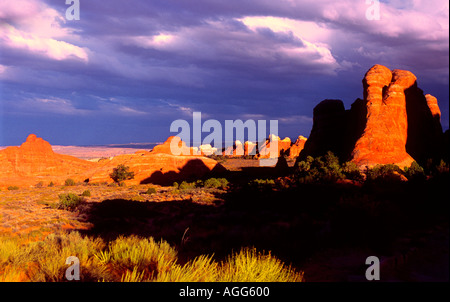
[0,0,448,146]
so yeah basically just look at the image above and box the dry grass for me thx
[0,182,307,282]
[0,232,303,282]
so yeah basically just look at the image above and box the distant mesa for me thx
[298,64,446,168]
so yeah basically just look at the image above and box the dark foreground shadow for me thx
[79,189,324,264]
[140,158,227,186]
[78,174,449,280]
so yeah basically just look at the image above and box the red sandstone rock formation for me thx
[0,134,96,186]
[223,140,246,157]
[351,65,417,167]
[84,136,226,185]
[244,141,257,156]
[299,64,444,168]
[85,151,225,186]
[0,135,225,187]
[258,135,292,159]
[149,136,195,155]
[288,136,307,158]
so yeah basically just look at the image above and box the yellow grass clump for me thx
[0,232,304,282]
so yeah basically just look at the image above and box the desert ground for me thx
[1,156,448,282]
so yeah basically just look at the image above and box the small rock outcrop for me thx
[149,136,194,155]
[258,135,292,158]
[288,136,307,158]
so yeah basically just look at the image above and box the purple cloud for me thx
[0,0,448,145]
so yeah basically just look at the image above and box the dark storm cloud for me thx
[0,0,448,145]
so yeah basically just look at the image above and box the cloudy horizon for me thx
[0,0,448,146]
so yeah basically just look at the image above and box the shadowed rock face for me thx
[299,64,444,168]
[86,151,225,185]
[298,99,346,160]
[405,91,444,164]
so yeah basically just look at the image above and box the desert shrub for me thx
[342,161,364,182]
[248,179,276,191]
[178,181,197,190]
[294,151,344,183]
[96,235,178,281]
[120,266,146,282]
[403,161,426,182]
[81,190,91,197]
[275,177,293,190]
[109,164,135,184]
[48,181,55,187]
[366,164,403,183]
[58,193,83,211]
[7,186,19,191]
[219,247,303,282]
[435,159,449,175]
[144,187,157,195]
[155,255,218,282]
[203,178,229,189]
[64,178,76,186]
[0,232,106,282]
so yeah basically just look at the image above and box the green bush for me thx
[58,193,83,211]
[81,190,91,197]
[248,179,276,191]
[203,178,229,189]
[179,181,196,190]
[109,165,135,184]
[436,159,449,175]
[294,151,344,183]
[365,164,403,183]
[341,161,364,182]
[404,161,425,182]
[64,178,76,186]
[7,186,19,191]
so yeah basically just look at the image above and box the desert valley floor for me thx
[1,157,448,282]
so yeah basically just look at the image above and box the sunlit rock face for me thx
[299,64,444,168]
